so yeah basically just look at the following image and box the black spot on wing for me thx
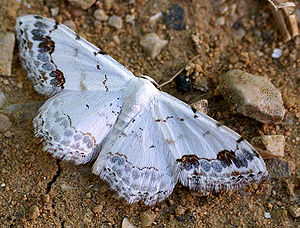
[54,21,59,30]
[216,122,222,128]
[237,137,244,143]
[34,15,43,19]
[191,106,197,113]
[94,50,107,56]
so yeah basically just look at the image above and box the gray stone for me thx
[265,158,291,178]
[0,113,12,132]
[67,0,96,9]
[108,15,123,29]
[94,9,108,21]
[4,101,43,122]
[218,70,285,124]
[140,33,168,59]
[0,90,6,108]
[122,217,136,228]
[0,32,15,76]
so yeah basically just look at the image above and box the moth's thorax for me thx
[127,76,159,99]
[119,77,159,123]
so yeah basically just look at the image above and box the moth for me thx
[15,15,268,205]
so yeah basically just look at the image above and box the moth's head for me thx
[139,75,159,89]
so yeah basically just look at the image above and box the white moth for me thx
[15,15,268,205]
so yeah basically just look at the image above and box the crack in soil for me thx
[45,159,64,225]
[46,159,61,194]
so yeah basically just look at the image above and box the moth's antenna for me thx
[158,55,200,89]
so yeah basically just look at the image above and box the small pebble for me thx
[261,135,285,157]
[149,12,162,23]
[60,183,75,191]
[28,205,40,220]
[271,48,282,59]
[1,183,5,188]
[0,32,15,76]
[94,9,108,21]
[125,14,135,23]
[50,7,59,17]
[192,74,209,92]
[165,4,185,30]
[122,217,136,228]
[215,16,225,26]
[112,35,120,44]
[103,0,113,11]
[67,0,96,9]
[190,99,208,114]
[140,211,155,227]
[63,20,77,31]
[233,28,246,40]
[108,15,123,29]
[0,113,12,132]
[83,208,93,223]
[140,33,168,59]
[288,205,300,218]
[218,4,229,15]
[92,204,103,213]
[85,192,92,198]
[0,90,6,108]
[264,212,271,219]
[4,131,13,137]
[219,70,285,124]
[42,194,50,203]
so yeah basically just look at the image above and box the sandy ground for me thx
[0,0,299,227]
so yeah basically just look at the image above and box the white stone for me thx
[271,48,282,58]
[140,33,168,59]
[94,9,108,21]
[108,15,123,29]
